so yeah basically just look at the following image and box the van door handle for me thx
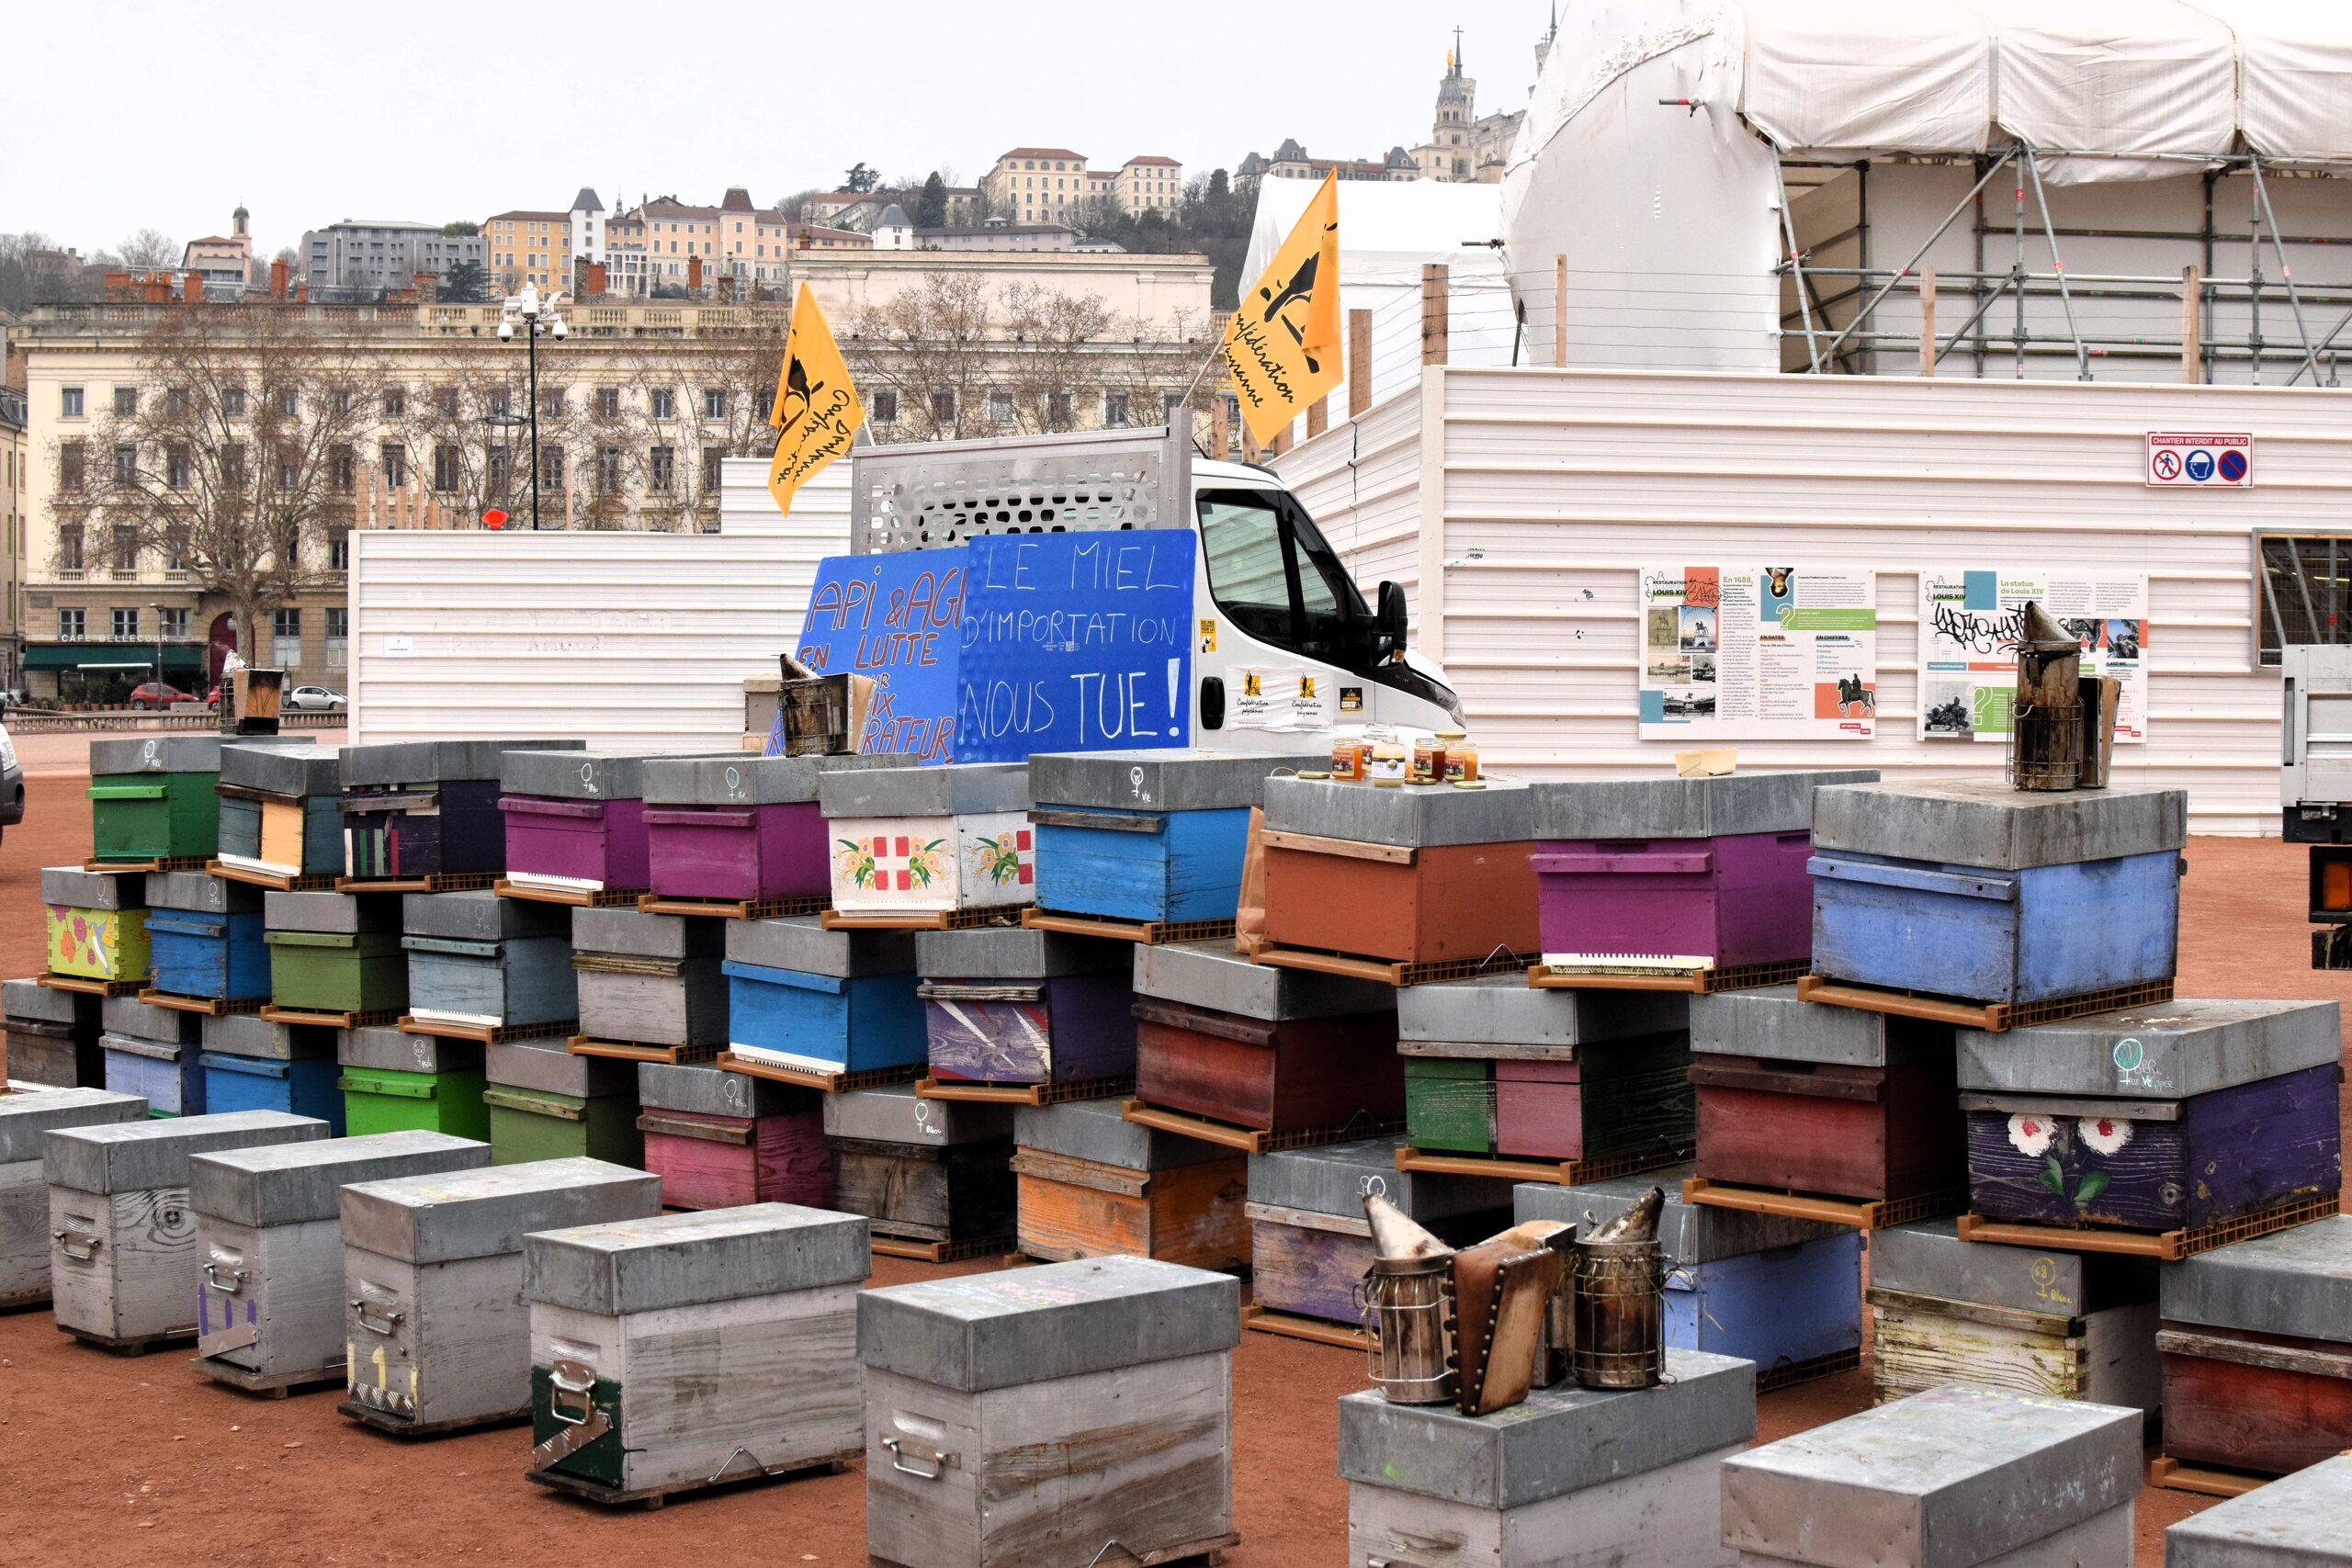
[1199,676,1225,730]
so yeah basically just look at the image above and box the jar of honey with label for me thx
[1368,737,1408,786]
[1441,731,1477,782]
[1409,734,1446,784]
[1331,736,1371,782]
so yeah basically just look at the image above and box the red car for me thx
[128,682,195,710]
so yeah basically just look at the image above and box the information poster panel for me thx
[1917,570,2148,744]
[1637,566,1878,739]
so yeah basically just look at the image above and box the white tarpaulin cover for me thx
[1521,0,2352,178]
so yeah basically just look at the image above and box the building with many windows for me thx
[300,219,487,301]
[485,209,575,293]
[1,382,24,692]
[984,150,1186,226]
[182,207,265,299]
[1114,156,1184,218]
[604,188,848,297]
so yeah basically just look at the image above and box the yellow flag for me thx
[1222,171,1341,447]
[767,282,865,518]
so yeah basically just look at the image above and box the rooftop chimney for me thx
[688,254,703,294]
[269,257,290,299]
[183,272,204,303]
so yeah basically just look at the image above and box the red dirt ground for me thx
[2,776,2336,1566]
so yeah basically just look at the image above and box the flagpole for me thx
[1178,336,1227,417]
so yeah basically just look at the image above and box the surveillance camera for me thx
[550,318,569,340]
[497,321,514,341]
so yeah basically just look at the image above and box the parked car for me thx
[286,685,347,712]
[128,682,196,710]
[0,718,22,847]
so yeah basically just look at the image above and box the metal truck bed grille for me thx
[849,427,1190,555]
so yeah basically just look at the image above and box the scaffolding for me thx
[1773,146,2352,385]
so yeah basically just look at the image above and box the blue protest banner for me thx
[956,530,1195,760]
[793,530,1196,763]
[795,547,966,761]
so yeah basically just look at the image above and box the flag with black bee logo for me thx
[1222,171,1340,446]
[767,282,864,519]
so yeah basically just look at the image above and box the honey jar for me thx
[1409,734,1446,785]
[1331,736,1371,782]
[1441,731,1477,782]
[1368,738,1408,786]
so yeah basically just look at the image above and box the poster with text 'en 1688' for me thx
[1917,570,2147,744]
[1637,566,1878,739]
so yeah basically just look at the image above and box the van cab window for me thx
[1195,488,1364,665]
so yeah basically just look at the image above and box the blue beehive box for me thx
[1025,750,1323,925]
[143,871,268,1002]
[197,1013,344,1131]
[100,996,207,1117]
[1807,779,2186,1005]
[1516,1167,1862,1384]
[722,918,924,1077]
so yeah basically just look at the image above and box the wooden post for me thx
[1918,267,1937,378]
[1554,254,1568,367]
[1240,423,1261,463]
[1421,263,1450,367]
[1211,397,1229,461]
[1270,424,1292,457]
[1348,309,1373,416]
[2181,265,2203,384]
[1306,398,1329,440]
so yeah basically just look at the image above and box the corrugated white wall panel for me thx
[347,459,847,750]
[1276,366,2346,833]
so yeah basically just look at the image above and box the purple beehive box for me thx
[639,755,913,903]
[499,750,717,896]
[1527,771,1876,968]
[914,927,1135,1086]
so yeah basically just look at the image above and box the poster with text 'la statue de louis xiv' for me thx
[1638,566,1879,739]
[1917,570,2148,745]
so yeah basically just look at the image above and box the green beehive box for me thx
[339,1026,491,1140]
[1404,1055,1496,1154]
[482,1085,641,1167]
[89,773,220,863]
[263,891,406,1015]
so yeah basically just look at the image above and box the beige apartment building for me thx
[485,210,572,293]
[985,150,1186,225]
[12,252,1215,698]
[1,384,24,692]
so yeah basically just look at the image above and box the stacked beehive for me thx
[497,750,671,901]
[634,1061,829,1211]
[98,995,206,1117]
[40,865,149,993]
[1009,1095,1247,1269]
[643,752,908,909]
[1396,979,1690,1178]
[337,1026,488,1139]
[399,891,576,1042]
[569,908,728,1062]
[0,1088,147,1306]
[262,890,406,1024]
[482,1040,641,1167]
[820,761,1032,922]
[214,743,345,885]
[86,735,244,866]
[916,927,1135,1092]
[142,870,267,1006]
[4,978,101,1088]
[822,1085,1015,1259]
[338,739,582,886]
[198,1013,342,1129]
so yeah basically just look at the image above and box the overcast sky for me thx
[14,1,1553,255]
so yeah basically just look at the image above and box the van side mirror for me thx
[1374,581,1408,661]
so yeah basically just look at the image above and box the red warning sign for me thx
[2146,431,2252,489]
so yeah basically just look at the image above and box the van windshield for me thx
[1195,487,1369,667]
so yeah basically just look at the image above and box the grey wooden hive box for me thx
[636,1062,805,1120]
[1691,984,1942,1066]
[732,914,914,976]
[339,1026,482,1077]
[188,1130,490,1386]
[1865,1217,2161,1416]
[500,750,661,800]
[1400,974,1688,1056]
[824,1083,1013,1145]
[643,750,912,807]
[41,866,142,911]
[1720,1382,2143,1567]
[574,908,727,1052]
[1014,1096,1229,1173]
[1529,770,1879,840]
[266,889,398,933]
[1133,938,1394,1021]
[45,1111,329,1348]
[858,1255,1239,1568]
[523,1203,870,1498]
[1340,1348,1757,1568]
[222,743,344,797]
[402,891,576,1030]
[2161,1452,2352,1565]
[203,1012,334,1062]
[1027,749,1323,812]
[89,734,232,775]
[336,1156,661,1431]
[1810,778,2187,870]
[1251,1134,1512,1229]
[1263,774,1534,847]
[340,739,583,788]
[915,926,1124,979]
[1955,998,2342,1098]
[818,760,1025,818]
[0,1089,147,1307]
[146,870,260,916]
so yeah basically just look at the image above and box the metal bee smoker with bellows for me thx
[2008,600,2121,792]
[1360,1185,1667,1412]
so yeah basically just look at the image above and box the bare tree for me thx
[622,329,786,529]
[998,284,1118,434]
[846,274,1001,442]
[118,229,180,271]
[57,306,380,660]
[392,348,530,526]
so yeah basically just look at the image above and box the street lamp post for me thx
[498,284,570,530]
